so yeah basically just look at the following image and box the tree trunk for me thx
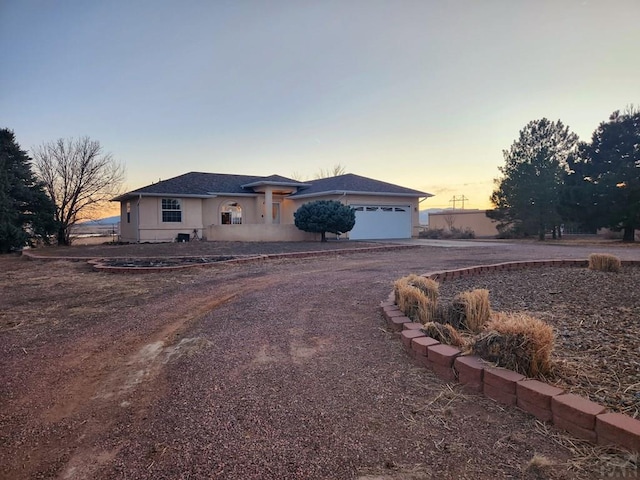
[320,231,327,242]
[57,227,70,246]
[552,226,557,239]
[623,225,635,243]
[538,224,545,241]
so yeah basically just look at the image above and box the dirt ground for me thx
[1,239,640,480]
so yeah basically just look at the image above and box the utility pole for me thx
[448,195,469,210]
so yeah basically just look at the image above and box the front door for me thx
[272,203,280,224]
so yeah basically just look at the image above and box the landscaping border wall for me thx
[382,258,640,454]
[21,244,418,273]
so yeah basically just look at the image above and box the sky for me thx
[2,0,639,214]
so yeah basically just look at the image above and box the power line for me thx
[448,195,469,210]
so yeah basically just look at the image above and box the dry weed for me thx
[421,322,467,349]
[395,284,437,323]
[533,420,637,476]
[588,253,621,272]
[405,274,439,303]
[447,289,491,333]
[522,453,553,477]
[472,312,554,377]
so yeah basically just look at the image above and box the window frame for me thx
[161,198,182,223]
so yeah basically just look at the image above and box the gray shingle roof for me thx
[113,172,304,200]
[113,171,430,201]
[289,173,430,198]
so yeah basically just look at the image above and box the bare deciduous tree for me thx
[314,163,346,179]
[32,137,125,245]
[443,211,456,231]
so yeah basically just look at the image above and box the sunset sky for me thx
[2,1,639,212]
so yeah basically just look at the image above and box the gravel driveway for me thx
[2,240,640,479]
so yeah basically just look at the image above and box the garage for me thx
[349,205,412,240]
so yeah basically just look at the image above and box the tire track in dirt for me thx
[3,273,281,480]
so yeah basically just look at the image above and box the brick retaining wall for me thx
[382,259,640,454]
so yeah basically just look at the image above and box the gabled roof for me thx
[112,171,431,201]
[112,172,308,201]
[241,174,311,189]
[289,173,431,199]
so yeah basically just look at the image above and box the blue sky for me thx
[2,0,639,210]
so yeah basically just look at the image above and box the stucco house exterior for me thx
[112,172,432,242]
[428,209,500,237]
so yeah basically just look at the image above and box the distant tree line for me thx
[0,129,124,252]
[489,106,640,242]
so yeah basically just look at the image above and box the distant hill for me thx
[78,215,120,226]
[419,208,445,225]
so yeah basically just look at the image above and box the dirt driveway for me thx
[1,240,639,479]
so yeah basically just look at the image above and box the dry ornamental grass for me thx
[472,312,555,377]
[588,253,621,272]
[437,264,640,417]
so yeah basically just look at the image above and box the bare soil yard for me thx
[1,239,640,479]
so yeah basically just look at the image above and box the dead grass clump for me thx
[588,253,621,272]
[405,274,439,303]
[471,312,554,377]
[421,322,467,348]
[394,274,438,303]
[522,453,554,477]
[446,289,491,333]
[395,284,437,323]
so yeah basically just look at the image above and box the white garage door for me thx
[349,205,412,240]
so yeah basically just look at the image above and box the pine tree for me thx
[0,129,56,252]
[569,108,640,242]
[489,119,578,240]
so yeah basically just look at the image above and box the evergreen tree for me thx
[488,119,578,240]
[0,129,56,252]
[294,200,355,242]
[569,108,640,242]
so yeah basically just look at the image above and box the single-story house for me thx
[112,172,433,242]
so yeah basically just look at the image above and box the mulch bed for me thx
[27,240,384,258]
[100,256,236,267]
[437,265,640,417]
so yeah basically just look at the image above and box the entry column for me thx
[264,188,273,224]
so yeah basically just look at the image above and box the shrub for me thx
[294,200,355,242]
[418,227,475,239]
[446,289,491,333]
[588,253,621,272]
[471,312,555,377]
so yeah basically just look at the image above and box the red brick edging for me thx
[381,259,640,454]
[21,244,419,273]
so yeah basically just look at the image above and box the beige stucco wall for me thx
[118,197,205,243]
[428,210,499,237]
[205,224,318,242]
[118,192,425,242]
[119,200,138,242]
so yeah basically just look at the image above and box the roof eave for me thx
[290,190,433,200]
[241,180,312,188]
[111,192,219,202]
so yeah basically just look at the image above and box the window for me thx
[162,198,182,222]
[221,202,242,224]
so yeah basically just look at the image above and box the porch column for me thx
[264,187,273,224]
